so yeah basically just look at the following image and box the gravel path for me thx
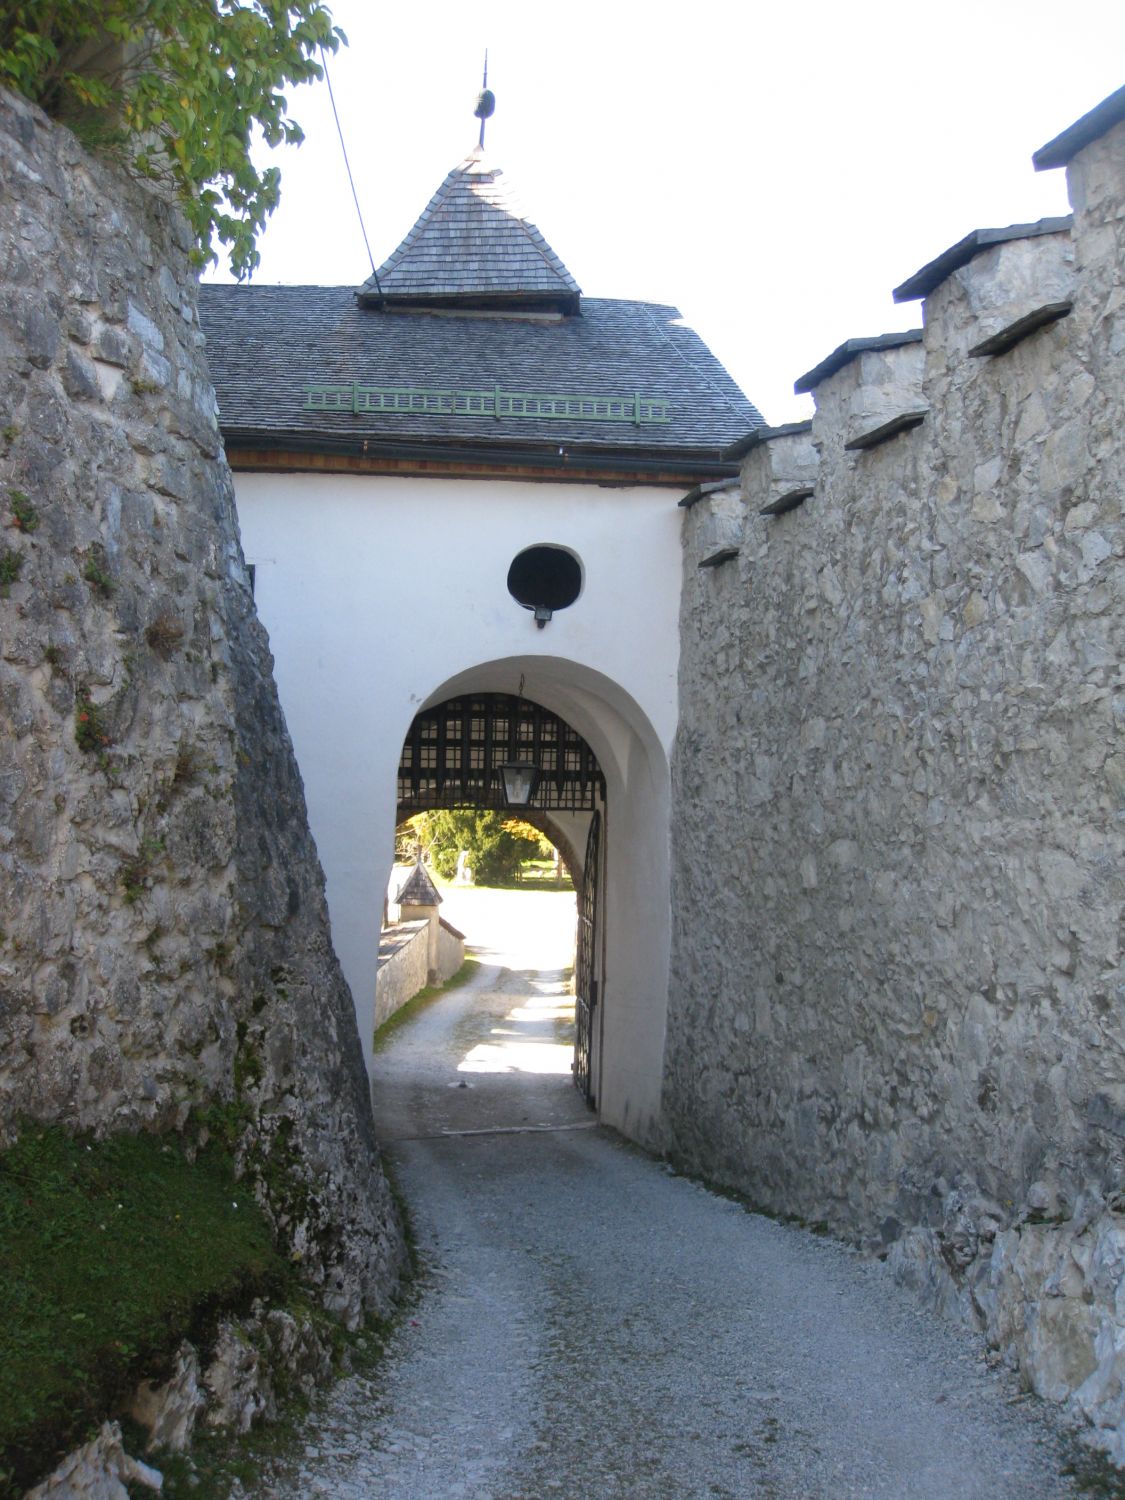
[253,890,1079,1499]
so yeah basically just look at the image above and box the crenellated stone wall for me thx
[0,86,403,1328]
[667,117,1123,1452]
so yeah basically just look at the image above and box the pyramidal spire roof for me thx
[394,859,441,908]
[358,147,581,314]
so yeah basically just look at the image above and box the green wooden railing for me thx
[303,382,670,425]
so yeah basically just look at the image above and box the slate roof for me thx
[1033,84,1125,169]
[359,147,581,312]
[395,862,441,907]
[893,217,1072,302]
[198,284,764,463]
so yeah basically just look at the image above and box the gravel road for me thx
[252,889,1080,1499]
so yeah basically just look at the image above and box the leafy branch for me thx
[0,1,344,278]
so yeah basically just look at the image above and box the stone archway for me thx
[391,690,605,1102]
[388,656,672,1148]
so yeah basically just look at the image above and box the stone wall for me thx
[666,118,1123,1448]
[375,920,431,1031]
[0,88,403,1325]
[375,916,466,1033]
[437,917,466,982]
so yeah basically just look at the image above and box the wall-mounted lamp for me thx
[499,761,540,807]
[507,545,582,630]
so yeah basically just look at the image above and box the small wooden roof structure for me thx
[358,147,582,315]
[394,859,442,907]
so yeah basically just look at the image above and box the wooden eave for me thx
[223,439,738,489]
[356,290,581,317]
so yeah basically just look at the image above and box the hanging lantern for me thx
[499,761,539,807]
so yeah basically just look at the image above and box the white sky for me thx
[205,0,1125,426]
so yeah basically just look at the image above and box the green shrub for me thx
[82,550,114,598]
[0,547,22,594]
[74,690,111,753]
[8,491,38,533]
[412,810,540,886]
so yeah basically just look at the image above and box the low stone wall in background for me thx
[375,915,466,1033]
[375,920,431,1031]
[437,917,466,982]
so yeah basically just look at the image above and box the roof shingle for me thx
[359,147,581,312]
[198,285,763,461]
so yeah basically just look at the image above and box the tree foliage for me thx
[0,0,343,278]
[410,811,541,887]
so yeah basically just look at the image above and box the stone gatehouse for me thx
[4,3,1116,1476]
[212,85,1125,1455]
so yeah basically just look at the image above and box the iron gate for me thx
[397,694,603,814]
[573,810,601,1107]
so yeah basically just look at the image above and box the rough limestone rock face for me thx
[201,1302,336,1434]
[23,1423,162,1499]
[666,119,1123,1448]
[130,1343,205,1454]
[0,87,403,1324]
[126,1304,335,1466]
[887,1193,1125,1460]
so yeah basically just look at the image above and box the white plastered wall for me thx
[233,471,682,1147]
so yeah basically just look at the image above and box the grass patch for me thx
[456,872,574,892]
[147,1164,423,1500]
[372,958,480,1053]
[123,1410,307,1499]
[512,858,574,891]
[0,546,23,594]
[0,1123,292,1497]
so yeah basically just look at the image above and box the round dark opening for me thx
[507,546,582,614]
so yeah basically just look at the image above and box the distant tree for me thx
[0,0,343,278]
[504,817,555,860]
[394,815,428,865]
[411,811,540,887]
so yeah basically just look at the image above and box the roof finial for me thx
[474,50,495,149]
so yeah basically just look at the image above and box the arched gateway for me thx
[392,658,677,1143]
[198,99,762,1149]
[396,691,605,1103]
